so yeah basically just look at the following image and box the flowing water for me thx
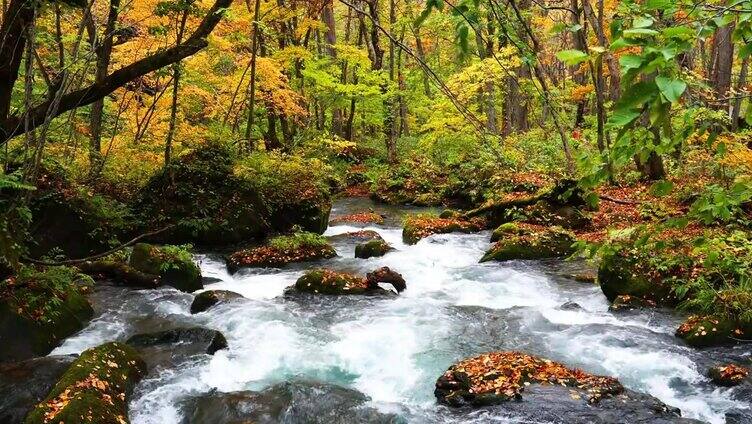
[52,198,751,423]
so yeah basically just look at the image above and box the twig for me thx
[599,195,640,205]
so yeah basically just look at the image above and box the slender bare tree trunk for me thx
[165,11,189,169]
[244,0,262,150]
[731,58,748,130]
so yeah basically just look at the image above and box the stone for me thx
[480,224,576,262]
[190,290,244,314]
[129,243,202,292]
[355,239,393,259]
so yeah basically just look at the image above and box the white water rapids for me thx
[51,199,750,423]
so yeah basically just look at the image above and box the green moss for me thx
[354,239,392,259]
[481,226,575,262]
[25,342,146,424]
[294,269,370,295]
[268,232,330,251]
[675,315,743,348]
[598,253,675,304]
[0,266,94,361]
[490,222,527,242]
[129,243,202,292]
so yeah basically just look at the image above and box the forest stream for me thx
[47,198,750,424]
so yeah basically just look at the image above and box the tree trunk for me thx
[570,0,588,128]
[475,27,498,134]
[731,58,749,130]
[710,23,735,113]
[245,0,262,150]
[165,10,190,170]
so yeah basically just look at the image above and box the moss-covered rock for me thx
[490,222,527,242]
[293,267,406,295]
[480,224,576,262]
[402,215,486,245]
[354,239,393,259]
[598,252,675,305]
[524,200,591,230]
[190,290,244,314]
[327,230,384,244]
[0,267,94,361]
[707,364,749,387]
[675,315,750,348]
[608,295,657,312]
[129,243,202,292]
[227,232,336,272]
[132,145,331,246]
[24,342,146,424]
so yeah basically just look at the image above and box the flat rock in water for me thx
[126,327,228,369]
[180,381,404,424]
[190,290,244,314]
[0,355,76,424]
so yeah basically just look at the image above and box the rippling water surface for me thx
[52,198,751,423]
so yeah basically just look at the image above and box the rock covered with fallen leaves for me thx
[675,315,751,348]
[435,351,623,407]
[24,342,146,424]
[708,364,749,387]
[293,267,406,295]
[227,232,337,272]
[480,224,576,262]
[330,211,385,225]
[608,295,657,312]
[402,215,486,245]
[434,351,697,423]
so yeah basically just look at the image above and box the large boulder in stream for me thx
[327,230,385,244]
[402,215,486,245]
[227,232,337,272]
[132,145,331,246]
[190,290,244,314]
[0,355,76,423]
[126,327,227,369]
[435,351,699,423]
[129,243,202,292]
[0,266,94,362]
[293,267,406,295]
[180,381,403,424]
[598,252,676,305]
[675,315,752,348]
[481,224,576,262]
[707,364,749,387]
[24,342,146,424]
[355,239,393,259]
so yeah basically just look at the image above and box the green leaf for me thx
[619,54,643,71]
[633,17,654,28]
[655,76,687,103]
[740,43,752,59]
[645,0,672,10]
[623,28,659,37]
[607,108,641,127]
[662,26,694,39]
[556,49,589,66]
[650,180,674,196]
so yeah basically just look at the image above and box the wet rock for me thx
[726,408,752,424]
[675,315,750,348]
[127,327,228,356]
[129,243,202,292]
[331,211,385,225]
[190,290,244,314]
[524,200,591,230]
[403,215,486,245]
[439,209,462,219]
[180,381,403,424]
[490,222,527,242]
[559,301,583,311]
[0,355,75,424]
[366,267,407,293]
[25,342,146,424]
[226,232,336,272]
[435,351,697,423]
[480,224,576,262]
[293,268,405,295]
[609,295,657,312]
[598,253,675,305]
[0,267,94,362]
[355,239,393,259]
[707,364,749,387]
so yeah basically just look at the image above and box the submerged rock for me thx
[24,342,146,424]
[190,290,244,314]
[435,351,696,423]
[675,315,750,348]
[180,381,403,424]
[0,355,76,424]
[0,267,94,361]
[708,364,749,387]
[227,232,336,272]
[127,327,228,356]
[402,215,486,245]
[609,295,657,312]
[293,267,406,295]
[480,224,576,262]
[129,243,202,292]
[355,239,393,259]
[327,230,384,244]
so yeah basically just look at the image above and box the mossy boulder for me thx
[132,145,331,246]
[293,267,406,295]
[129,243,202,292]
[355,239,393,259]
[24,342,146,424]
[227,232,336,272]
[327,230,384,244]
[480,224,576,262]
[608,295,657,312]
[598,252,676,305]
[402,215,486,245]
[190,290,244,314]
[0,267,94,361]
[675,315,750,348]
[490,222,526,242]
[524,200,591,230]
